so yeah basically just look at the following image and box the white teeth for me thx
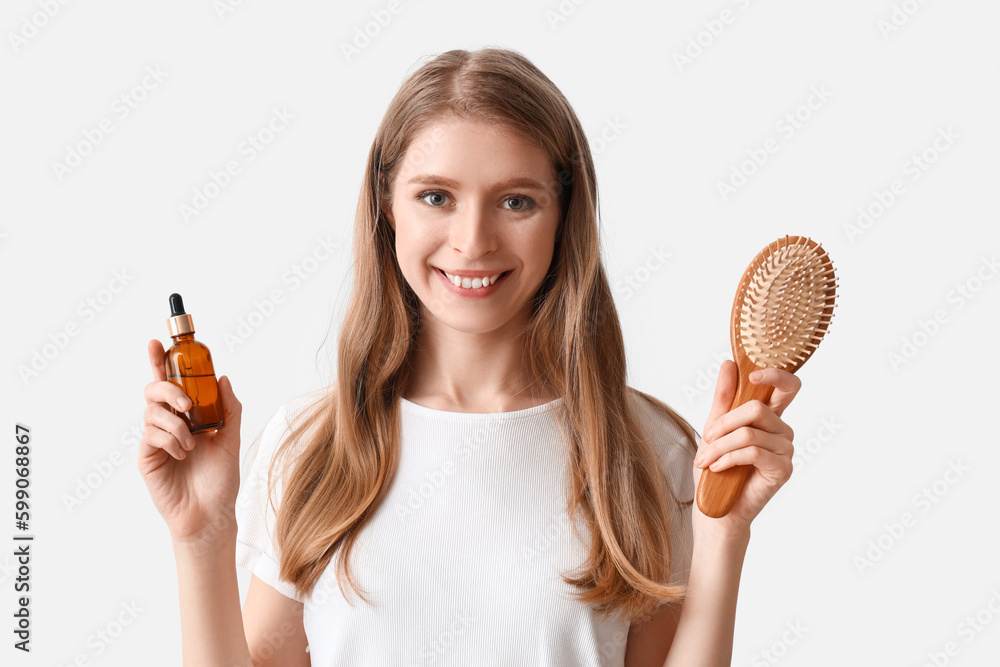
[443,271,502,289]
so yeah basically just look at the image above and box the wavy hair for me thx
[265,47,699,623]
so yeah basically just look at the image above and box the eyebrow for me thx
[404,174,549,191]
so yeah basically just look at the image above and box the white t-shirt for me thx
[235,387,695,666]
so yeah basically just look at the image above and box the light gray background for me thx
[3,1,998,665]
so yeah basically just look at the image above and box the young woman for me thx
[138,47,800,666]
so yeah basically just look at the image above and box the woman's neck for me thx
[401,314,556,413]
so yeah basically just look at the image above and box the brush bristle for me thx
[738,236,838,371]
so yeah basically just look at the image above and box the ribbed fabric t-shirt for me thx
[235,387,695,666]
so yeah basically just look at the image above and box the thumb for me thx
[703,359,738,433]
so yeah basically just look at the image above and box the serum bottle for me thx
[165,293,225,433]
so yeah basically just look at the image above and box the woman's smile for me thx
[433,266,512,298]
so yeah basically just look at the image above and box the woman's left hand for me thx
[691,360,801,537]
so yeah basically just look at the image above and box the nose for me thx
[450,202,497,259]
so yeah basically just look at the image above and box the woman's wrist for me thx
[170,517,239,560]
[692,515,752,554]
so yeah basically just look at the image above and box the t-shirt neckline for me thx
[399,396,564,422]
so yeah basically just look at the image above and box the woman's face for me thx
[387,114,561,337]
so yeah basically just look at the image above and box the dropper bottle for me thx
[164,293,225,433]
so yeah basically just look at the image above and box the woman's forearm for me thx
[172,529,253,667]
[663,526,751,667]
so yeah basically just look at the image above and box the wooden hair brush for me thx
[696,235,838,518]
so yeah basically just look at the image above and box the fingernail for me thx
[694,452,705,467]
[750,371,763,382]
[703,427,714,442]
[187,437,196,450]
[178,396,192,410]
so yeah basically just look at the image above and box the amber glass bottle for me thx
[164,293,225,434]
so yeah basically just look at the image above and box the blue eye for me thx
[416,191,449,207]
[504,195,536,211]
[415,191,537,211]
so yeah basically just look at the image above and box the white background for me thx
[2,1,998,665]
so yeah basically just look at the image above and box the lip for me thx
[434,267,510,298]
[438,268,510,278]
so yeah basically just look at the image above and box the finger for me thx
[703,399,794,444]
[707,444,793,484]
[748,367,801,418]
[695,427,793,469]
[220,376,241,426]
[216,375,242,443]
[143,424,189,461]
[144,379,193,413]
[144,403,196,455]
[704,360,738,431]
[137,432,168,474]
[148,339,168,382]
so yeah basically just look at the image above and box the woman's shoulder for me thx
[625,387,698,449]
[248,385,333,465]
[625,386,699,502]
[280,385,334,428]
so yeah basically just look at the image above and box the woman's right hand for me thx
[137,338,243,549]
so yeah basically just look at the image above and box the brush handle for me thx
[696,354,776,518]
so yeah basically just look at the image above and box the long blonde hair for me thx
[266,47,699,623]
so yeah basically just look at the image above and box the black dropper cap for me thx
[167,293,195,337]
[169,293,186,316]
